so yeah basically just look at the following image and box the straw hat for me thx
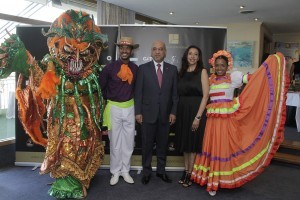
[115,37,139,49]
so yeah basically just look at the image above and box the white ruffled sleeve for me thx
[230,71,244,88]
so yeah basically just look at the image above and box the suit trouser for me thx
[108,105,135,175]
[141,119,170,176]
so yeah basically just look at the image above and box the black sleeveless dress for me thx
[175,69,207,153]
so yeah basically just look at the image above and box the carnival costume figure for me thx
[191,50,289,196]
[0,10,108,199]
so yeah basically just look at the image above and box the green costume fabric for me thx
[48,175,84,199]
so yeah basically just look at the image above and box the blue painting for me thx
[274,42,299,62]
[227,41,254,68]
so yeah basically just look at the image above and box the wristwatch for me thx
[195,116,201,120]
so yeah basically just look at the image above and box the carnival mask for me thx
[43,10,107,80]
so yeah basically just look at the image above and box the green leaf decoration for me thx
[42,9,108,48]
[80,125,90,140]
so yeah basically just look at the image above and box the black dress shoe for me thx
[141,175,151,185]
[156,173,172,183]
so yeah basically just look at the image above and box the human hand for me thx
[136,114,143,124]
[101,130,108,135]
[100,125,108,135]
[169,114,176,125]
[191,119,200,132]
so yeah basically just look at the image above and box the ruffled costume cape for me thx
[191,52,289,192]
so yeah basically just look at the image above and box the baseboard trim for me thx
[14,163,184,171]
[0,138,15,147]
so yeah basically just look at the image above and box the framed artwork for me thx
[274,42,299,62]
[227,41,254,68]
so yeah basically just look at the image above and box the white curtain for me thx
[96,0,135,25]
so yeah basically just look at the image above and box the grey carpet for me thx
[0,126,299,199]
[0,161,300,200]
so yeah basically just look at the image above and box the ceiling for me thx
[101,0,299,35]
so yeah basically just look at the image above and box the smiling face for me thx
[214,57,228,76]
[151,41,166,63]
[118,45,133,63]
[187,48,200,66]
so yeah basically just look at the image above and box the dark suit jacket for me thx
[134,61,179,123]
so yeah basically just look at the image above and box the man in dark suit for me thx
[135,40,179,185]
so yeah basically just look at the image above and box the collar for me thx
[153,60,164,66]
[118,59,130,65]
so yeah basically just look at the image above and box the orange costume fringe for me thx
[191,52,289,192]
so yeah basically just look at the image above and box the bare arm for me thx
[290,63,295,81]
[192,69,210,131]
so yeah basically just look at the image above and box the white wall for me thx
[273,33,300,43]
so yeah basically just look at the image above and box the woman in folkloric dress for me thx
[191,50,289,196]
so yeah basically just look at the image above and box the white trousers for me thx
[108,104,135,175]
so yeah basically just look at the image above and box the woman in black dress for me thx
[176,45,209,187]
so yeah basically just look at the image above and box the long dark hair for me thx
[179,45,204,77]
